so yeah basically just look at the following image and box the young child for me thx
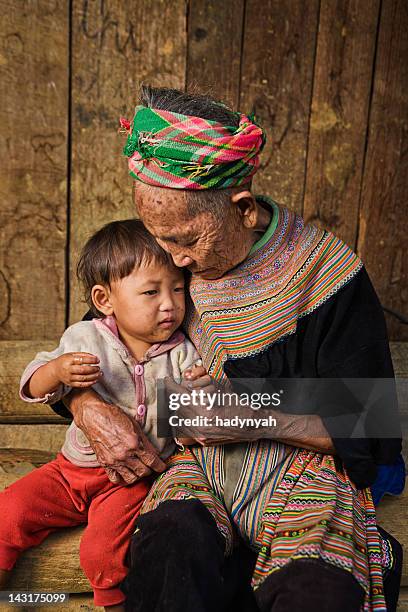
[0,219,203,610]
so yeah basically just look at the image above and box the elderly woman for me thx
[62,87,402,612]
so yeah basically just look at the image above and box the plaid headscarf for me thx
[120,106,266,190]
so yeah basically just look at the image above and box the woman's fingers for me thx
[188,375,213,389]
[115,465,145,484]
[105,467,123,484]
[125,457,155,478]
[182,375,214,390]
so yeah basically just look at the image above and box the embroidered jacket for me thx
[185,196,402,490]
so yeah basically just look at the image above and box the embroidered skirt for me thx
[140,441,390,611]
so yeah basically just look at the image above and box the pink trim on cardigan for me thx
[19,362,60,404]
[93,315,185,425]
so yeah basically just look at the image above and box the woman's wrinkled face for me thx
[134,183,255,280]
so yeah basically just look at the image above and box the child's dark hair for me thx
[77,219,174,317]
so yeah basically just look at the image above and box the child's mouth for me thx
[158,319,175,328]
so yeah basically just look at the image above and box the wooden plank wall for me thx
[69,0,187,324]
[0,0,407,423]
[0,1,68,341]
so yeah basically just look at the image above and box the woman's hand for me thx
[65,388,167,484]
[166,373,335,452]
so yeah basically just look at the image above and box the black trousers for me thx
[122,499,402,612]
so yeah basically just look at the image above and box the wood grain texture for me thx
[0,448,56,489]
[357,0,408,342]
[0,424,67,453]
[391,342,408,378]
[0,449,88,593]
[186,0,245,109]
[376,486,408,586]
[0,340,67,422]
[0,0,68,341]
[303,0,380,247]
[240,0,319,212]
[397,588,408,610]
[9,527,88,593]
[0,594,95,612]
[69,0,187,324]
[390,342,408,464]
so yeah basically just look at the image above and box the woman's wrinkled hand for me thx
[66,388,167,485]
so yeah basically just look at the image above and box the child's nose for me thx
[160,294,176,311]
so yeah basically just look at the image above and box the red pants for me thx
[0,453,150,606]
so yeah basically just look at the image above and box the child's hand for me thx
[53,352,102,387]
[182,364,216,394]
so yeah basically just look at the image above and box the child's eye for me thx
[143,290,158,296]
[174,286,185,293]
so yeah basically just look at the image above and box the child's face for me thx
[107,261,186,344]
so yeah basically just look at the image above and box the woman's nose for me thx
[157,239,193,267]
[172,252,194,267]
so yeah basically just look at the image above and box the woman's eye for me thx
[143,290,157,296]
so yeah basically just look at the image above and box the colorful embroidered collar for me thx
[186,199,362,378]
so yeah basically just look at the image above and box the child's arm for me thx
[27,352,101,399]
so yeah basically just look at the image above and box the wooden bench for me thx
[0,448,94,611]
[0,343,407,610]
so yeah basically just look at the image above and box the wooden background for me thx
[0,0,407,422]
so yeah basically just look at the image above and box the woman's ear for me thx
[91,285,113,316]
[230,190,258,228]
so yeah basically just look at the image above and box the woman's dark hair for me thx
[139,84,240,127]
[77,218,173,317]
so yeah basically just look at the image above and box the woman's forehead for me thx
[135,185,214,236]
[145,212,210,242]
[134,181,185,208]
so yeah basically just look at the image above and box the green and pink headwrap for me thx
[119,106,266,190]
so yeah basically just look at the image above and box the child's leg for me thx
[0,455,88,574]
[79,476,151,609]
